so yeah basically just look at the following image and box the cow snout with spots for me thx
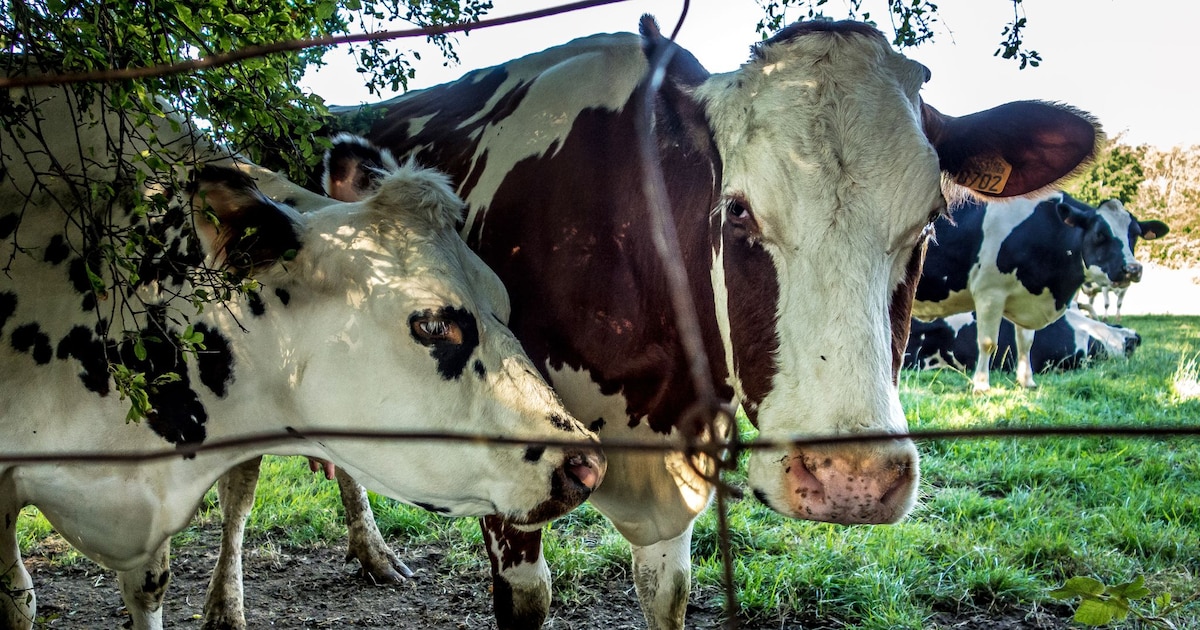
[0,80,602,630]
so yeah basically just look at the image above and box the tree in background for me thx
[1063,135,1148,207]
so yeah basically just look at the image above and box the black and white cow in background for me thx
[905,308,1141,373]
[210,17,1101,630]
[1075,198,1170,322]
[0,82,604,630]
[912,191,1150,391]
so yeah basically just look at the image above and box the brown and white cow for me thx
[215,16,1100,630]
[0,82,602,630]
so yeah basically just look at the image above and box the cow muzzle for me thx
[514,449,606,525]
[1120,262,1144,284]
[753,441,919,525]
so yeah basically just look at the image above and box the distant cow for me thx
[1075,199,1169,322]
[215,17,1100,630]
[0,83,602,630]
[913,192,1149,391]
[905,309,1141,373]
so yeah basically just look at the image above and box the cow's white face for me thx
[1084,198,1142,287]
[697,26,940,523]
[200,167,604,524]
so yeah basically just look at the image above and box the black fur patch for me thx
[589,417,606,432]
[56,325,113,394]
[116,307,208,445]
[0,212,17,239]
[247,291,266,316]
[409,306,479,380]
[194,322,234,397]
[523,445,545,463]
[547,413,573,432]
[473,359,486,378]
[0,291,16,332]
[43,234,70,264]
[11,323,53,364]
[413,501,452,514]
[274,288,291,306]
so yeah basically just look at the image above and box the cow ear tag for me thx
[954,155,1013,196]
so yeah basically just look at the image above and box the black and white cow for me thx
[905,309,1141,373]
[912,192,1148,391]
[1075,199,1170,322]
[212,17,1101,630]
[0,83,604,630]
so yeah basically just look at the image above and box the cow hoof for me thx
[352,550,414,584]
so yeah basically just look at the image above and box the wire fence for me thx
[3,3,1200,630]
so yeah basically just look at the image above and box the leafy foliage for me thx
[1051,574,1198,628]
[753,0,1040,66]
[1064,135,1148,207]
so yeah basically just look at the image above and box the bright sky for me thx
[301,0,1200,149]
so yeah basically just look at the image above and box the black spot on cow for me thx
[194,322,234,397]
[0,291,16,332]
[996,199,1086,310]
[247,291,266,317]
[413,501,452,514]
[547,413,574,433]
[0,212,18,239]
[409,306,479,380]
[43,234,70,264]
[56,325,113,394]
[274,287,291,306]
[589,417,605,432]
[915,206,987,304]
[11,323,53,364]
[523,445,546,463]
[115,307,208,445]
[473,359,486,378]
[67,257,93,295]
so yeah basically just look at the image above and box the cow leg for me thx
[1077,292,1098,318]
[203,457,262,630]
[972,308,1005,392]
[590,449,713,630]
[335,469,413,583]
[480,515,551,629]
[2,496,36,630]
[1102,287,1113,320]
[1113,288,1126,323]
[1013,324,1038,388]
[115,539,171,630]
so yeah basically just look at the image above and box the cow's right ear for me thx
[189,166,304,276]
[1138,219,1170,240]
[323,133,400,202]
[1055,201,1094,228]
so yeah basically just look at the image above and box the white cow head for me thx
[189,164,605,524]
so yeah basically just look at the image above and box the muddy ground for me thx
[21,526,1076,629]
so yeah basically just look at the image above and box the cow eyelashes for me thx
[722,196,761,242]
[411,315,464,345]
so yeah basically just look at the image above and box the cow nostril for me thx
[565,454,601,492]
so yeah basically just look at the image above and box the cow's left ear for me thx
[639,14,718,163]
[323,133,400,202]
[923,101,1100,198]
[189,166,304,276]
[1138,219,1170,240]
[1056,201,1095,228]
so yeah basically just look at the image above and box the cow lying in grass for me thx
[905,308,1141,374]
[0,81,603,630]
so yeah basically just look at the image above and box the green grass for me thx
[17,315,1200,628]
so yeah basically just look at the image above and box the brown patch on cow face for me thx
[889,240,927,384]
[719,199,781,424]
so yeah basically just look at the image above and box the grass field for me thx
[17,315,1200,629]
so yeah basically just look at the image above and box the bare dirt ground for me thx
[22,527,1075,630]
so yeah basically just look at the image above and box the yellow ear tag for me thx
[954,156,1013,195]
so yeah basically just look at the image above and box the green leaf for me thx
[1051,576,1107,599]
[224,14,252,29]
[1109,575,1151,601]
[134,337,147,361]
[1074,598,1117,626]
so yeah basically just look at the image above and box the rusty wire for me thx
[4,3,1200,630]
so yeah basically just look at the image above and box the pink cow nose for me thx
[778,445,917,524]
[565,452,603,492]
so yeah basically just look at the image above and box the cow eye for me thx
[411,316,463,345]
[727,198,751,222]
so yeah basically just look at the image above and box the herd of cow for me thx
[0,16,1170,630]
